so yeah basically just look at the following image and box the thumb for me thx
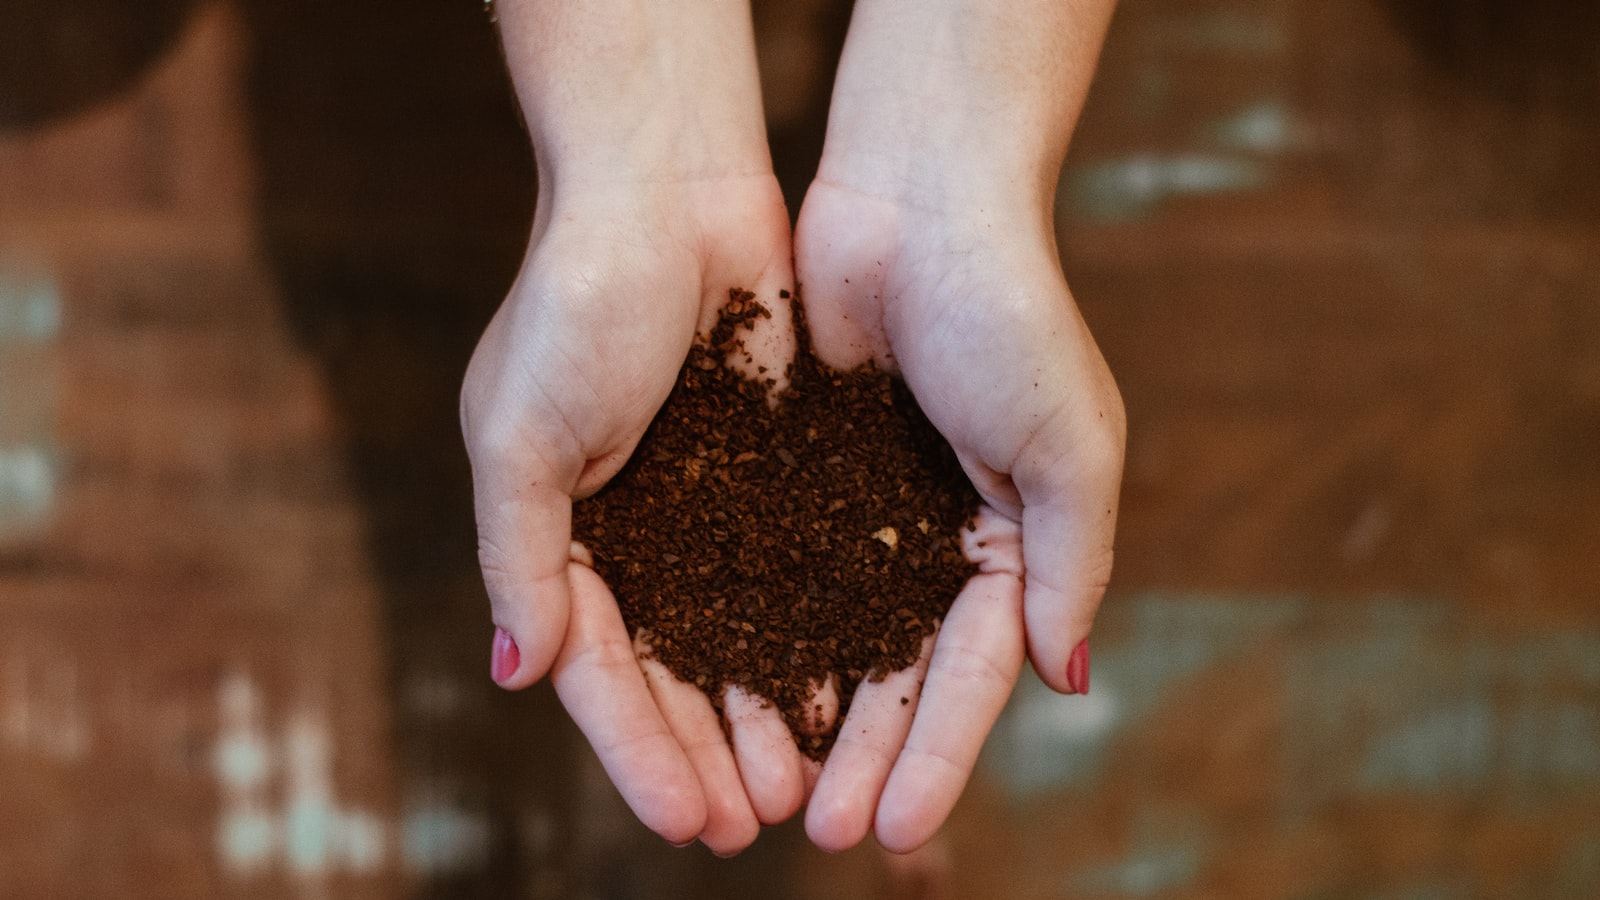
[1015,410,1123,695]
[472,458,576,690]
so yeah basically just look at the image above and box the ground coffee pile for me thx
[573,290,979,758]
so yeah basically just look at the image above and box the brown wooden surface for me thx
[1,0,1597,897]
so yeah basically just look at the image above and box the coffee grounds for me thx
[573,290,979,758]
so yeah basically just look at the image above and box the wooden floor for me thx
[1,0,1597,897]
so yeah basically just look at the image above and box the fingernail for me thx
[491,627,520,685]
[1067,639,1090,695]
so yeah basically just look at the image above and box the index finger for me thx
[873,546,1026,853]
[552,563,708,844]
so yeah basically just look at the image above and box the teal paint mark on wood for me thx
[984,592,1600,803]
[1285,603,1600,799]
[983,593,1305,795]
[0,259,61,538]
[1066,154,1270,221]
[0,445,54,533]
[1069,842,1203,897]
[1206,99,1295,153]
[0,267,61,341]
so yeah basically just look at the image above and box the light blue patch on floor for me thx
[402,794,488,875]
[1284,602,1600,801]
[1068,845,1201,897]
[0,445,56,532]
[0,261,61,537]
[1359,695,1497,790]
[984,591,1600,803]
[982,592,1305,795]
[1206,99,1294,153]
[0,267,62,341]
[1066,154,1270,221]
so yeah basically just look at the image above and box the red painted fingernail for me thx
[1067,639,1090,695]
[491,627,520,685]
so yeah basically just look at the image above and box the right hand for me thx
[460,173,802,855]
[471,0,807,856]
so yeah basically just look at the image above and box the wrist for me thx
[815,78,1064,217]
[815,0,1115,214]
[813,138,1057,220]
[498,0,772,186]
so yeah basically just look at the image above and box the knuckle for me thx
[1079,546,1116,609]
[1075,405,1126,484]
[475,535,514,580]
[926,642,1011,694]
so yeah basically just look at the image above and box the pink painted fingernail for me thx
[1067,639,1090,695]
[491,628,520,685]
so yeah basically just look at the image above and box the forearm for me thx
[497,0,773,188]
[818,0,1117,211]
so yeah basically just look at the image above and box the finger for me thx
[707,287,798,401]
[1013,407,1122,695]
[796,675,838,801]
[638,656,762,856]
[700,186,800,395]
[550,564,706,845]
[799,673,841,741]
[805,637,934,853]
[473,463,575,689]
[724,685,805,825]
[792,184,894,371]
[875,568,1026,854]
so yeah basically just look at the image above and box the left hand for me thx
[792,174,1125,854]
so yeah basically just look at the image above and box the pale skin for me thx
[461,0,1123,856]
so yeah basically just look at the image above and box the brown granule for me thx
[573,289,979,759]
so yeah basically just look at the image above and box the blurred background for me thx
[2,0,1597,896]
